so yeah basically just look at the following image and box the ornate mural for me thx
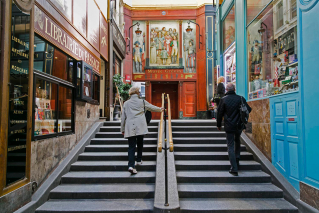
[132,21,146,73]
[149,21,180,67]
[182,20,196,73]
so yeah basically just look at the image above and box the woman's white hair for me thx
[129,87,140,96]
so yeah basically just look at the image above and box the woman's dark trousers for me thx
[128,135,144,168]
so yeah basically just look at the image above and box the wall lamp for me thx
[126,22,140,54]
[186,20,202,49]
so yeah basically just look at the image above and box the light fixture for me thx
[126,22,140,54]
[135,23,142,36]
[186,20,203,49]
[258,22,267,35]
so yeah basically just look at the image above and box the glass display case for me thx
[224,43,236,87]
[76,60,100,103]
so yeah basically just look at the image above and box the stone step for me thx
[171,121,216,126]
[36,199,154,213]
[61,171,156,184]
[178,183,283,198]
[85,145,157,152]
[90,138,157,145]
[176,171,271,183]
[179,198,298,213]
[174,152,254,161]
[78,152,157,161]
[49,184,155,199]
[172,126,222,131]
[174,144,246,152]
[70,161,156,171]
[173,132,226,137]
[103,122,158,126]
[173,137,226,144]
[175,160,261,171]
[95,132,158,138]
[100,126,158,132]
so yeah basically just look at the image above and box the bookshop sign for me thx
[34,5,100,73]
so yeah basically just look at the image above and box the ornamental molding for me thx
[299,0,319,11]
[14,0,34,12]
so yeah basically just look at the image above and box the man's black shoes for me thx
[229,170,238,176]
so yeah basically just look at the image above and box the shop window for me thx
[76,61,100,104]
[34,79,57,136]
[276,1,284,31]
[58,86,73,132]
[223,6,235,52]
[34,76,74,138]
[34,35,74,83]
[247,0,272,25]
[93,73,100,102]
[247,4,298,100]
[290,0,297,20]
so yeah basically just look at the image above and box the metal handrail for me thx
[167,94,174,152]
[158,93,165,152]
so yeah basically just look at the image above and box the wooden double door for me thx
[151,83,178,119]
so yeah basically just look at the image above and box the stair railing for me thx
[167,94,174,152]
[158,93,165,152]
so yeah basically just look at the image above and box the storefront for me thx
[216,0,319,209]
[0,1,110,212]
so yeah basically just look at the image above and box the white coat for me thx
[121,94,162,138]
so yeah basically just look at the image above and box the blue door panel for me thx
[270,92,300,191]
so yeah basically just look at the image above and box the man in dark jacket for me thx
[217,83,252,176]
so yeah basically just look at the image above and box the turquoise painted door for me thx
[270,93,300,190]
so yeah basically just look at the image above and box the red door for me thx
[151,83,178,119]
[183,82,196,117]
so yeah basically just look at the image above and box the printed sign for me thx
[34,5,101,73]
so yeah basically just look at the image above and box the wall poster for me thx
[182,20,196,73]
[132,21,146,73]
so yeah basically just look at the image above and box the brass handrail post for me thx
[167,94,174,152]
[158,93,165,152]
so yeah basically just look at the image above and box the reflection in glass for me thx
[34,80,57,136]
[50,0,72,20]
[73,0,87,36]
[6,1,30,185]
[223,6,235,52]
[247,0,272,25]
[84,65,92,98]
[93,74,100,102]
[34,35,74,83]
[247,4,299,100]
[88,0,100,48]
[58,86,73,132]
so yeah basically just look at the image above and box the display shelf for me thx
[288,61,298,67]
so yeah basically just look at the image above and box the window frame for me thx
[32,70,75,141]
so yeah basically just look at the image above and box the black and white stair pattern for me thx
[172,120,298,213]
[36,121,159,213]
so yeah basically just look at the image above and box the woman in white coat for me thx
[121,87,163,174]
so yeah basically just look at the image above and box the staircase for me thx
[172,120,298,213]
[36,121,159,213]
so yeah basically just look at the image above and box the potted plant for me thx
[113,74,132,120]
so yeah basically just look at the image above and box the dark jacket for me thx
[215,83,225,106]
[217,82,225,95]
[217,91,252,132]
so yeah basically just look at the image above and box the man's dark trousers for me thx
[226,130,242,172]
[128,135,144,168]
